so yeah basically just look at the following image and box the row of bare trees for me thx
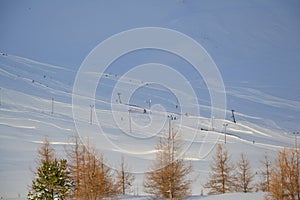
[204,144,255,194]
[28,137,135,199]
[29,135,299,199]
[204,144,300,200]
[266,147,300,200]
[29,130,194,200]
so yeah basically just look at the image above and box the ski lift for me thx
[231,110,236,123]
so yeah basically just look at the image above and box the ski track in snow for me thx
[0,122,36,129]
[1,0,299,196]
[228,86,300,111]
[0,54,295,199]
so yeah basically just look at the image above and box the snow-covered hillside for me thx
[1,0,299,199]
[0,53,293,199]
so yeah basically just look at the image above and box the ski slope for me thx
[0,54,294,199]
[1,0,300,199]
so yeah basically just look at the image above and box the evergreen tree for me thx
[28,138,72,200]
[28,159,72,200]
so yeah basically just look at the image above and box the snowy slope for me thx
[1,0,300,199]
[0,53,293,199]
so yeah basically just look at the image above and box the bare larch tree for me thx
[235,153,255,193]
[115,155,135,195]
[267,148,300,200]
[204,144,235,194]
[144,132,192,200]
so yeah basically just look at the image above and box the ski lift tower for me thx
[231,110,236,123]
[293,131,299,150]
[223,123,228,144]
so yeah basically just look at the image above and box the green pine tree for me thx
[28,159,72,200]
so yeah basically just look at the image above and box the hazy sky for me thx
[1,0,300,101]
[1,1,172,67]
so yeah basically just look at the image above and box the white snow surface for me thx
[0,52,292,200]
[1,0,299,199]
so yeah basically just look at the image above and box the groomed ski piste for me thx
[0,54,297,199]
